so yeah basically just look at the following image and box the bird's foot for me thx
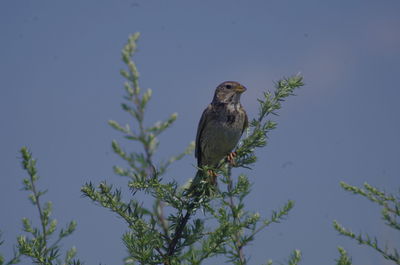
[207,169,218,185]
[207,169,217,177]
[226,152,237,166]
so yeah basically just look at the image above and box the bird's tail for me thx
[186,169,217,197]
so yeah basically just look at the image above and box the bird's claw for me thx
[226,152,237,166]
[206,169,218,185]
[207,169,217,177]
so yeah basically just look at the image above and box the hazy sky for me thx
[1,1,399,264]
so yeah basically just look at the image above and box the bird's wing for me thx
[241,106,249,134]
[195,105,213,166]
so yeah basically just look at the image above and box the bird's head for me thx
[212,81,247,104]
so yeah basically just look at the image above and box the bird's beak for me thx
[234,84,247,93]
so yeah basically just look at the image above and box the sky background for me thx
[1,1,400,264]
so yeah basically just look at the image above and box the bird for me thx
[193,81,248,189]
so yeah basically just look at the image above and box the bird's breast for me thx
[199,104,245,166]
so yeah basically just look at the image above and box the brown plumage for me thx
[194,81,248,186]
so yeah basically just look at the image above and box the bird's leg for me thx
[226,151,237,166]
[207,169,218,185]
[207,169,216,176]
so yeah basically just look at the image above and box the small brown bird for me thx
[194,81,248,186]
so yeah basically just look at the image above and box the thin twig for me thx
[165,209,192,261]
[156,200,171,241]
[226,166,246,265]
[29,174,47,247]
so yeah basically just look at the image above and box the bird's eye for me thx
[225,84,232,89]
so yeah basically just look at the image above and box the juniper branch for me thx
[336,247,352,265]
[20,147,48,246]
[14,147,82,265]
[334,181,400,264]
[225,166,246,265]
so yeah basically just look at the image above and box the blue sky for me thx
[1,1,399,264]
